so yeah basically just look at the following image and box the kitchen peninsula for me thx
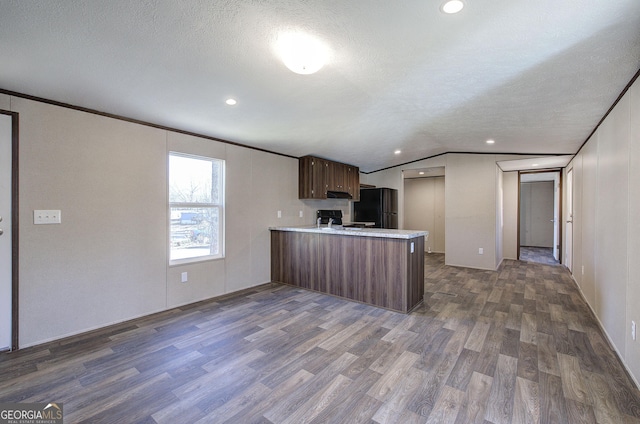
[270,226,428,313]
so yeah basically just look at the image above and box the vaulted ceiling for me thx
[1,1,639,172]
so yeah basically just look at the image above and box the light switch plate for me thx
[34,210,61,224]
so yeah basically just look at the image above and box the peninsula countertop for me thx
[269,225,429,240]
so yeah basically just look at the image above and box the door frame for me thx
[1,110,19,351]
[517,169,563,263]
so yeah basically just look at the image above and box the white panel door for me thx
[565,168,573,271]
[0,113,12,351]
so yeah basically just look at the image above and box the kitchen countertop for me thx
[269,225,429,240]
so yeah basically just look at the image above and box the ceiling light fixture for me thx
[532,163,540,167]
[276,31,329,75]
[419,171,425,175]
[225,98,237,106]
[394,150,402,155]
[486,139,495,144]
[441,0,464,14]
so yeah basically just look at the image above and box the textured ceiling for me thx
[1,0,639,172]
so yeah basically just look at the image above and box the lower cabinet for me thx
[270,231,424,313]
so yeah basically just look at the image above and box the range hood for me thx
[326,190,352,199]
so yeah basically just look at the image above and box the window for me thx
[169,152,224,264]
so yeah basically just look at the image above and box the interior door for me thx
[520,181,554,247]
[0,112,12,351]
[565,168,573,271]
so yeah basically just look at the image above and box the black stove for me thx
[316,210,343,225]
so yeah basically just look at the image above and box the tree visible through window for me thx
[169,153,224,263]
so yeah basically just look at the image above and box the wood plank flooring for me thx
[1,254,639,423]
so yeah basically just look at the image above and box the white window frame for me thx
[168,152,225,266]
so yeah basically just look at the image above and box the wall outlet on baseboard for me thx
[277,210,282,218]
[299,210,303,218]
[181,272,188,283]
[478,247,484,255]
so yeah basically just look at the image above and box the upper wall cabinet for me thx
[299,156,360,201]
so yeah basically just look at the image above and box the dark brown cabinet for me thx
[299,156,359,200]
[271,230,424,313]
[298,156,327,199]
[345,165,359,199]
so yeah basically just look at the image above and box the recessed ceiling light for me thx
[441,0,464,14]
[225,98,237,106]
[419,171,425,175]
[486,139,495,144]
[394,150,402,155]
[276,31,329,75]
[532,163,539,167]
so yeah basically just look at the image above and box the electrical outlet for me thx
[582,265,585,275]
[632,321,637,341]
[478,247,484,255]
[181,272,188,283]
[299,210,303,218]
[34,210,61,224]
[277,210,282,218]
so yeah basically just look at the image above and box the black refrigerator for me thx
[353,188,398,229]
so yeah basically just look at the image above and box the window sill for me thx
[169,255,225,267]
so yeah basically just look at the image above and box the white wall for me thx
[569,76,640,385]
[366,153,528,270]
[403,177,445,253]
[627,76,640,384]
[595,98,629,351]
[16,98,168,347]
[445,154,500,270]
[7,95,345,347]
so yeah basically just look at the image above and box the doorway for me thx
[519,171,561,265]
[0,110,18,351]
[403,167,445,254]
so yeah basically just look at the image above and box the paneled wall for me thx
[568,76,640,384]
[4,94,346,347]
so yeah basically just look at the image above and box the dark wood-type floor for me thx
[1,254,639,423]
